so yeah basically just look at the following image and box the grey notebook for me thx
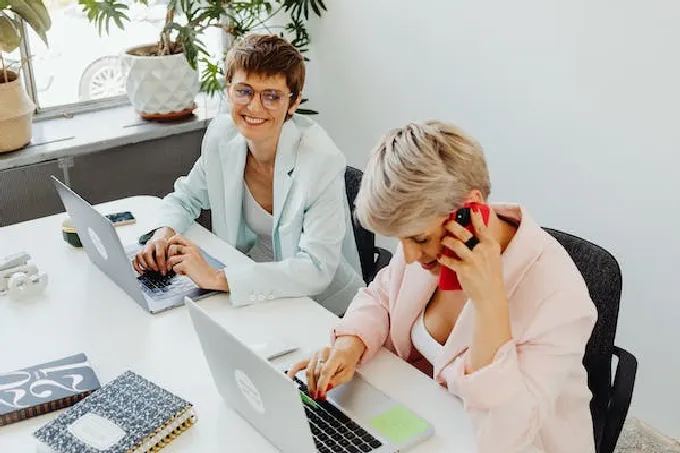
[32,370,196,453]
[0,353,100,426]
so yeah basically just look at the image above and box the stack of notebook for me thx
[32,370,196,453]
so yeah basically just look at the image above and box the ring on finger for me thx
[464,236,480,250]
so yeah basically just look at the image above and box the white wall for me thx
[302,0,680,439]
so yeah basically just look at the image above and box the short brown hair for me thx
[225,33,305,103]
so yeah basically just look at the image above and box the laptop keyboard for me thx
[293,376,383,453]
[138,269,175,291]
[137,270,194,298]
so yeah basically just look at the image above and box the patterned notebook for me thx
[0,353,101,426]
[33,370,197,453]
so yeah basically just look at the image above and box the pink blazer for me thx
[333,204,598,453]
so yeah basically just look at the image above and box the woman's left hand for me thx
[437,210,506,309]
[165,235,228,291]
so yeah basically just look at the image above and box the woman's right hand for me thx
[287,336,366,400]
[132,227,175,275]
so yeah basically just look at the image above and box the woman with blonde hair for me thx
[288,120,598,453]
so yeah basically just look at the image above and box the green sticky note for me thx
[300,391,319,409]
[368,405,430,444]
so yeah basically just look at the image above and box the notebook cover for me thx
[32,370,196,453]
[0,353,101,426]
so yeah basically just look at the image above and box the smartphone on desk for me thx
[438,202,490,291]
[106,211,136,227]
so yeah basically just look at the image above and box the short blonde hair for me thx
[355,120,491,238]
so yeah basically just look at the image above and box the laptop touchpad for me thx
[326,377,396,421]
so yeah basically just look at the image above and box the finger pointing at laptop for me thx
[287,335,366,399]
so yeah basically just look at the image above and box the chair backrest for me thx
[543,227,623,448]
[344,166,376,283]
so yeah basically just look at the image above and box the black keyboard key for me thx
[319,447,331,453]
[335,424,348,434]
[319,400,351,422]
[347,421,361,431]
[360,432,375,442]
[351,436,365,447]
[344,431,356,440]
[318,432,329,442]
[359,442,373,452]
[369,439,382,448]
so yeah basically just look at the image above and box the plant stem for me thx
[159,6,175,55]
[0,53,7,84]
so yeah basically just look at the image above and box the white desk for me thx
[0,196,476,452]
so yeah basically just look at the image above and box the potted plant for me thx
[78,0,326,120]
[0,0,51,153]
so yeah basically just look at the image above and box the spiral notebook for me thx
[32,370,196,453]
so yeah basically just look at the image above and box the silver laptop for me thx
[185,296,435,453]
[51,176,224,314]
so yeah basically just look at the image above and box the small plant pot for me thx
[120,44,200,120]
[0,71,34,153]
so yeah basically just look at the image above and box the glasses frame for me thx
[227,83,294,110]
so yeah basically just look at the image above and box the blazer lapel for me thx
[218,134,247,246]
[272,120,301,230]
[432,300,475,377]
[390,265,439,359]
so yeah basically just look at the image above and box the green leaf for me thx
[0,14,20,53]
[199,57,224,97]
[177,25,207,69]
[77,0,130,37]
[7,0,51,46]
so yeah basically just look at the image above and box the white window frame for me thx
[18,17,131,122]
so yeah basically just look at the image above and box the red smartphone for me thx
[438,202,490,291]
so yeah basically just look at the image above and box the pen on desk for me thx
[267,346,299,361]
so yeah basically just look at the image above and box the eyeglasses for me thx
[228,83,294,110]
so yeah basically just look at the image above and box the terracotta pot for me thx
[0,72,34,153]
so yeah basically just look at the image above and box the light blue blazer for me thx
[154,113,365,315]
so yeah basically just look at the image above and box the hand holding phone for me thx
[438,202,490,291]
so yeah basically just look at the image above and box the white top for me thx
[411,310,444,365]
[243,183,275,262]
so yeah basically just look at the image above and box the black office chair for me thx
[543,228,637,453]
[344,166,393,284]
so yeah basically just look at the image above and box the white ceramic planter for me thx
[120,46,200,116]
[0,74,34,153]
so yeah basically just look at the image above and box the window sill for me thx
[0,95,223,172]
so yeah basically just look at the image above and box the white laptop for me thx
[51,176,224,314]
[185,296,435,453]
